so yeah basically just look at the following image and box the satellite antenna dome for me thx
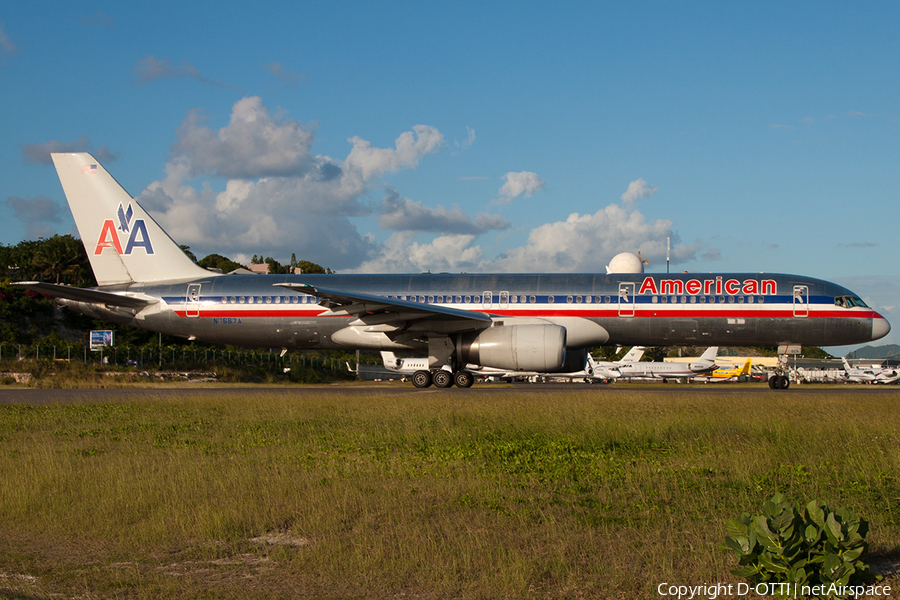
[606,252,645,274]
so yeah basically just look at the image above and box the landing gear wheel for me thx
[768,375,790,389]
[454,371,474,388]
[433,369,453,388]
[412,370,433,388]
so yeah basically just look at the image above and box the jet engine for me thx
[457,324,566,372]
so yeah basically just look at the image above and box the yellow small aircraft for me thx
[694,358,752,382]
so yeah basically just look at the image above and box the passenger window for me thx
[529,295,536,303]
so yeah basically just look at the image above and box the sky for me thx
[1,1,898,352]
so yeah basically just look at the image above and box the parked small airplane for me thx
[693,358,752,382]
[607,347,720,380]
[15,153,891,389]
[840,357,900,384]
[378,347,646,386]
[586,346,646,380]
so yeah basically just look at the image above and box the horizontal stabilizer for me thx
[14,281,156,309]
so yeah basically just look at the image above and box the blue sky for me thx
[1,2,898,351]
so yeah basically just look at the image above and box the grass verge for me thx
[1,388,899,598]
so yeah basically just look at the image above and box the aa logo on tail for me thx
[94,203,155,255]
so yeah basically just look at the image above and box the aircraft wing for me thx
[274,282,493,328]
[14,281,156,309]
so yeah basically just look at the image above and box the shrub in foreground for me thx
[725,493,879,595]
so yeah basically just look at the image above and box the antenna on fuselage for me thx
[666,237,670,273]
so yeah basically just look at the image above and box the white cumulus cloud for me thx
[620,178,658,203]
[497,171,545,203]
[353,191,711,274]
[378,186,510,235]
[345,125,444,181]
[138,97,444,270]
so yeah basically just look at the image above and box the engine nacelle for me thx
[457,324,566,372]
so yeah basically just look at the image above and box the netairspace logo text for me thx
[657,582,892,599]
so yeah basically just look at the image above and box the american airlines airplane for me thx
[16,153,891,389]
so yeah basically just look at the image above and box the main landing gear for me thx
[768,374,791,389]
[412,369,475,389]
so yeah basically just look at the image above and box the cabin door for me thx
[618,282,635,317]
[793,285,809,318]
[185,284,201,318]
[482,291,493,309]
[498,291,509,309]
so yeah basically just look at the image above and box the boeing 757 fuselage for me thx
[16,153,890,389]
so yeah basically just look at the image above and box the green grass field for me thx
[1,386,898,599]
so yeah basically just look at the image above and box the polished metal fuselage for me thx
[60,271,887,350]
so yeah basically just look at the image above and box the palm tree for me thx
[33,235,92,285]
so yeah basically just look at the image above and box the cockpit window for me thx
[835,295,869,308]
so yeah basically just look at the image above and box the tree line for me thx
[1,235,331,283]
[0,235,331,347]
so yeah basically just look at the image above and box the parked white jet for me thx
[607,347,720,380]
[585,347,646,380]
[380,347,645,386]
[840,357,900,384]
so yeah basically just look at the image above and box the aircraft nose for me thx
[872,317,891,341]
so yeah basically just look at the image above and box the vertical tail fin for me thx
[619,346,645,363]
[699,346,718,362]
[380,351,399,369]
[51,152,212,286]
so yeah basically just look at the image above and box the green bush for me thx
[725,493,879,594]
